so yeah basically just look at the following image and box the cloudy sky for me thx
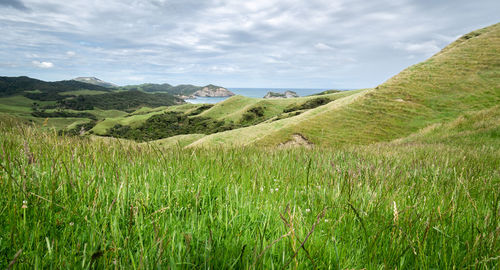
[0,0,498,88]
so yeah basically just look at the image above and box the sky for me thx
[0,0,498,88]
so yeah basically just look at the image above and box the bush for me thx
[283,97,331,113]
[106,111,238,141]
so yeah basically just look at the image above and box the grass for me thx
[0,96,55,115]
[188,89,369,147]
[58,90,109,96]
[0,117,498,268]
[91,104,208,135]
[198,91,359,123]
[142,134,207,148]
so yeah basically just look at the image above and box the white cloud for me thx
[314,43,334,50]
[0,0,498,88]
[32,60,54,68]
[394,41,441,55]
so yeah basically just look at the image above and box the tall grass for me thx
[0,118,498,269]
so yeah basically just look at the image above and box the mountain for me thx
[185,22,500,147]
[120,83,235,98]
[72,77,118,88]
[0,76,110,99]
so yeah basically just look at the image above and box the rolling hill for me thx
[0,76,185,132]
[185,22,500,148]
[0,76,110,99]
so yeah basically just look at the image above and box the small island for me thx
[181,84,235,99]
[263,90,299,99]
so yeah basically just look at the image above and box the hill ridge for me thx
[186,22,500,147]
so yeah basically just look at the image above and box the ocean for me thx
[184,88,329,104]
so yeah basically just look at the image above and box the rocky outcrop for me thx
[192,85,235,97]
[179,85,235,99]
[263,90,299,99]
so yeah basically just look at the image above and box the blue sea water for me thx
[185,88,328,104]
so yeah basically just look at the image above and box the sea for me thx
[184,88,329,104]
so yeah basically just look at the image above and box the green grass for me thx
[142,134,207,148]
[198,91,359,124]
[91,104,208,135]
[0,96,55,115]
[394,105,500,147]
[0,117,498,268]
[188,89,369,147]
[58,90,109,96]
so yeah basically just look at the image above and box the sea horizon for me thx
[185,87,336,104]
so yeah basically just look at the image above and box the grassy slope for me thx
[0,117,498,268]
[394,105,500,147]
[199,90,359,123]
[91,103,207,135]
[58,90,109,96]
[142,134,207,148]
[188,89,369,147]
[189,23,500,147]
[0,95,55,115]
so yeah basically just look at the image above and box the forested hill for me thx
[0,76,109,98]
[0,76,185,111]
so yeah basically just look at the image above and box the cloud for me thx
[314,43,334,50]
[32,60,54,68]
[0,0,29,10]
[0,0,499,88]
[394,41,441,55]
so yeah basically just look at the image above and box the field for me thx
[0,117,499,269]
[0,22,499,269]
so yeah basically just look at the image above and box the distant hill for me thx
[186,22,500,147]
[0,76,184,110]
[0,76,110,98]
[58,90,184,111]
[120,83,234,98]
[72,77,118,88]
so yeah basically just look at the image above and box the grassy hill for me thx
[186,23,500,147]
[93,91,361,141]
[197,91,358,123]
[0,77,185,132]
[0,76,110,99]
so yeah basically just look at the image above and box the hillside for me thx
[0,76,110,99]
[0,76,185,132]
[91,90,360,140]
[186,23,500,147]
